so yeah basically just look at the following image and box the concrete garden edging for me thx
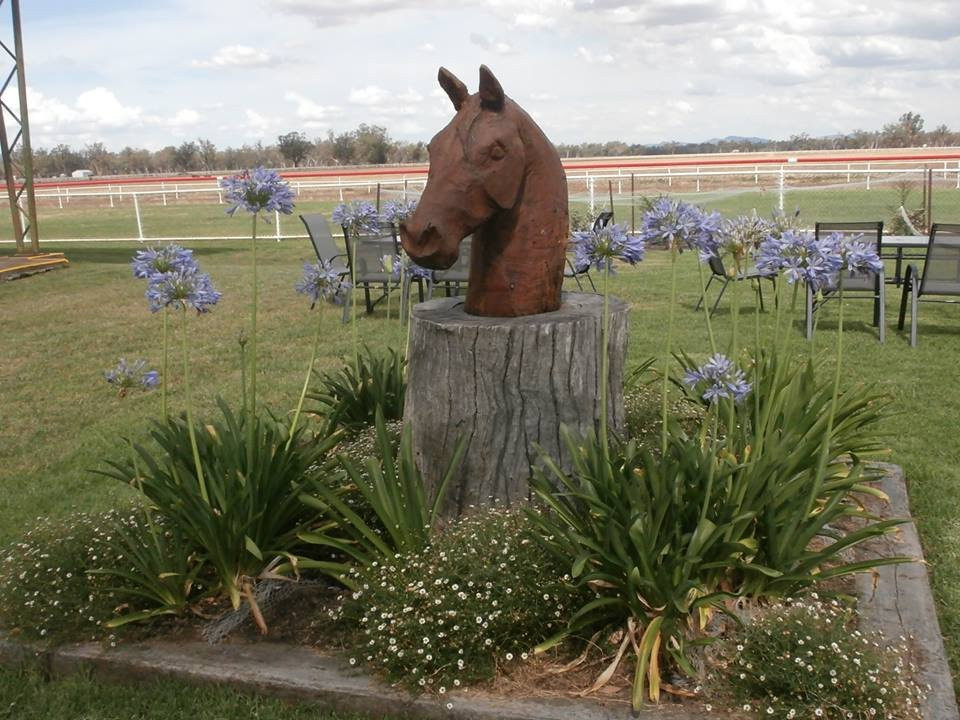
[1,464,956,720]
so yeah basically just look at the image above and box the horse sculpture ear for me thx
[478,65,504,111]
[438,67,469,111]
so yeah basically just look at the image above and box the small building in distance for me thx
[71,169,94,179]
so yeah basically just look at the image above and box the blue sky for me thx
[17,0,960,150]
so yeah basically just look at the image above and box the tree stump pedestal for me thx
[404,292,629,516]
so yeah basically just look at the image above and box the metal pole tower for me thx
[0,0,38,254]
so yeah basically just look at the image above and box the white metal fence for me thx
[4,161,959,244]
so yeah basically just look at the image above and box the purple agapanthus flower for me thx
[571,222,645,273]
[105,358,159,397]
[639,196,710,251]
[221,167,295,217]
[702,214,772,266]
[131,244,195,279]
[683,353,752,405]
[146,267,221,313]
[332,200,380,236]
[755,230,844,292]
[296,260,352,307]
[380,199,419,226]
[840,237,883,275]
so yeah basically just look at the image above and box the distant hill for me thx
[702,135,771,145]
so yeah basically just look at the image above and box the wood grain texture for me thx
[404,292,628,516]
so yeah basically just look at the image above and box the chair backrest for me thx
[707,255,726,278]
[300,213,344,267]
[919,223,960,297]
[592,211,614,233]
[434,236,472,282]
[347,230,398,280]
[815,221,883,291]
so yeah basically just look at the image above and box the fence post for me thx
[174,184,180,200]
[956,162,959,190]
[696,167,701,193]
[57,187,63,210]
[617,168,622,195]
[161,182,167,206]
[108,184,114,209]
[866,163,871,190]
[630,173,635,235]
[667,167,672,187]
[403,177,409,202]
[296,181,301,197]
[338,177,343,202]
[847,163,851,183]
[275,210,281,242]
[588,176,595,214]
[778,166,785,212]
[754,165,758,184]
[65,187,69,204]
[133,193,144,241]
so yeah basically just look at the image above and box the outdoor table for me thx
[883,235,928,287]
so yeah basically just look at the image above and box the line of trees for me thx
[28,113,958,179]
[556,113,958,158]
[30,124,427,178]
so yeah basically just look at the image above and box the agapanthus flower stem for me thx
[287,307,323,451]
[248,213,258,475]
[161,308,169,417]
[404,283,414,372]
[179,309,210,505]
[696,262,717,353]
[350,234,359,372]
[599,265,611,454]
[661,246,679,456]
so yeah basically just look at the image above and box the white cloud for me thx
[74,87,142,127]
[419,43,435,52]
[167,109,201,127]
[576,47,615,65]
[349,85,392,105]
[513,12,556,27]
[192,45,275,68]
[285,91,340,123]
[469,33,513,55]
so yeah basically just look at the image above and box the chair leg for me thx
[910,283,918,347]
[695,275,715,311]
[709,279,728,317]
[400,274,410,321]
[364,286,373,314]
[805,285,814,341]
[878,272,885,344]
[898,279,910,329]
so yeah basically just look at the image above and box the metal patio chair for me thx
[695,255,776,317]
[299,213,351,323]
[343,224,400,314]
[565,211,612,292]
[432,236,472,297]
[898,223,960,347]
[806,222,886,343]
[300,213,349,274]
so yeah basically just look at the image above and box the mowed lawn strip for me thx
[1,236,958,697]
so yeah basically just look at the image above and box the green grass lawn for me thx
[0,666,371,720]
[1,233,958,708]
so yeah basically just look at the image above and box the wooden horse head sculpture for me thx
[399,65,568,317]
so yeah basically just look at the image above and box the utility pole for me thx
[0,0,39,254]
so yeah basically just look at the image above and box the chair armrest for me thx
[903,263,919,290]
